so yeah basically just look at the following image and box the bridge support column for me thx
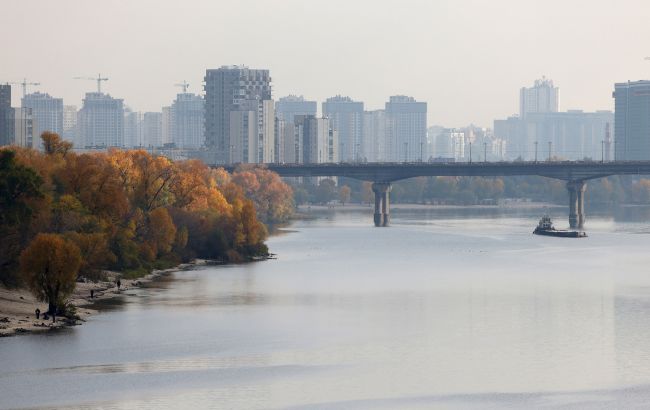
[567,180,586,229]
[372,182,392,227]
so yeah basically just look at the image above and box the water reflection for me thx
[3,207,650,409]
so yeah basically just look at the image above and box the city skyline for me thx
[2,0,649,127]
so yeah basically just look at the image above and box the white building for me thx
[385,95,427,162]
[14,107,34,148]
[434,128,465,161]
[276,95,317,123]
[123,109,143,148]
[259,99,275,163]
[294,115,338,164]
[171,93,204,149]
[142,112,162,148]
[494,111,613,161]
[363,110,386,162]
[322,96,364,162]
[520,77,559,118]
[22,92,63,143]
[161,106,173,146]
[229,109,257,163]
[62,105,77,144]
[77,92,124,148]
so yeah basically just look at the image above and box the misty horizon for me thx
[2,0,649,127]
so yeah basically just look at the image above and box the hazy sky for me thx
[2,0,649,127]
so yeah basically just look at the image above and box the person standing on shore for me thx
[35,308,40,319]
[116,279,121,291]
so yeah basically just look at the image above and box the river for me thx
[3,206,650,409]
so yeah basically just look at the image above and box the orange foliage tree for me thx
[4,134,284,286]
[20,233,81,314]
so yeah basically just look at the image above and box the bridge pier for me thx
[372,182,392,227]
[567,180,586,229]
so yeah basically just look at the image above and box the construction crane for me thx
[174,80,190,93]
[8,78,41,98]
[73,73,109,93]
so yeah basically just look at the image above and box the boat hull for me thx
[533,228,587,238]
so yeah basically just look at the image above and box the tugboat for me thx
[533,215,586,238]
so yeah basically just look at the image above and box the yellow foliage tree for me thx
[20,233,81,314]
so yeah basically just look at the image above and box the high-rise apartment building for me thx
[77,92,124,148]
[204,66,272,163]
[22,92,63,142]
[0,84,14,146]
[385,96,427,162]
[229,109,257,163]
[613,80,650,160]
[322,96,363,162]
[520,77,559,118]
[494,111,613,161]
[228,99,275,163]
[293,115,338,164]
[62,105,77,144]
[13,108,34,148]
[124,109,143,148]
[171,93,204,149]
[142,112,163,148]
[363,110,386,162]
[161,106,173,146]
[276,95,317,123]
[433,128,465,161]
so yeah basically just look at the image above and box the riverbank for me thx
[0,261,205,337]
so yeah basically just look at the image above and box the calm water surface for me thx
[3,207,650,409]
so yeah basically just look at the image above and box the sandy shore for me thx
[0,261,203,337]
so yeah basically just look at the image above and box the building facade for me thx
[363,110,386,162]
[171,93,204,149]
[322,96,363,162]
[22,92,63,142]
[204,66,272,163]
[123,109,143,148]
[77,92,124,148]
[0,84,14,146]
[275,95,317,123]
[294,115,338,164]
[614,80,650,160]
[494,111,613,161]
[62,105,77,144]
[13,108,34,148]
[142,112,163,148]
[385,95,427,162]
[520,77,559,118]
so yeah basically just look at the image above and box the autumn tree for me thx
[361,182,373,205]
[64,232,116,280]
[314,178,337,204]
[41,131,73,157]
[0,150,43,285]
[232,168,294,224]
[20,233,81,314]
[339,185,351,205]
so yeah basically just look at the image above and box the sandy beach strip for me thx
[0,261,203,337]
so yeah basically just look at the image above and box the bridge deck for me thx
[221,161,650,182]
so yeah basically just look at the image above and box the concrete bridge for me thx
[223,161,650,228]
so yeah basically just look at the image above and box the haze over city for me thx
[2,0,649,126]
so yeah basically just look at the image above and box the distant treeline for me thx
[0,133,294,289]
[290,175,650,206]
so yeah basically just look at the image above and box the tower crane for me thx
[174,81,190,93]
[8,78,41,98]
[73,74,109,93]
